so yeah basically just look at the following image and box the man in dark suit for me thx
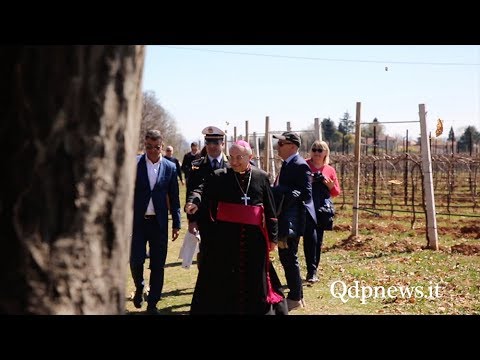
[130,130,181,315]
[181,142,201,186]
[271,131,313,312]
[185,126,229,268]
[164,145,184,185]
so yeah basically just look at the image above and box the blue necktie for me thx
[212,159,219,170]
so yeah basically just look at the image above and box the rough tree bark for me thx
[0,46,145,314]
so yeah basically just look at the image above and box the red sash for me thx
[216,202,263,226]
[216,201,283,304]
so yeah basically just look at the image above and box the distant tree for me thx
[362,117,386,138]
[457,126,480,153]
[338,111,354,136]
[345,133,355,154]
[299,124,316,151]
[338,111,354,154]
[447,126,456,153]
[139,91,187,156]
[321,117,337,143]
[328,130,344,153]
[447,126,455,141]
[332,131,343,145]
[0,45,144,314]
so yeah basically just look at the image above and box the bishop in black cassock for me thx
[186,140,287,315]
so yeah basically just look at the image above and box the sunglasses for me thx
[145,144,161,150]
[278,141,293,147]
[311,148,324,153]
[166,149,172,152]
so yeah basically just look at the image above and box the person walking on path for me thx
[303,140,341,283]
[271,131,313,312]
[130,130,181,315]
[185,140,287,314]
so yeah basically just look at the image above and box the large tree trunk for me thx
[0,46,145,314]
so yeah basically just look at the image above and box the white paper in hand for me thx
[178,231,200,269]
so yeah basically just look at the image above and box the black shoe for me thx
[287,298,306,311]
[133,289,144,309]
[146,305,160,315]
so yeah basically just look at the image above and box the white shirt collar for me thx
[207,155,222,163]
[146,154,162,165]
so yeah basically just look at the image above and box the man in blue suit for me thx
[130,130,181,315]
[272,131,314,312]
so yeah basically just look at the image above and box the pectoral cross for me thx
[241,195,251,205]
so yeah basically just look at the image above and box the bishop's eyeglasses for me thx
[227,155,247,162]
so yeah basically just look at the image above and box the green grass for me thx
[125,186,480,315]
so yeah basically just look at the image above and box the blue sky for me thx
[142,45,480,144]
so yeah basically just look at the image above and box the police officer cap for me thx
[202,126,225,141]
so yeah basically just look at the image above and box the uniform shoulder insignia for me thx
[191,157,204,169]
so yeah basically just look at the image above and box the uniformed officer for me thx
[185,126,229,268]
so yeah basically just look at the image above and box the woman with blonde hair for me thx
[303,140,340,283]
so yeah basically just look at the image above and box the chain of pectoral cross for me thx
[234,170,252,205]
